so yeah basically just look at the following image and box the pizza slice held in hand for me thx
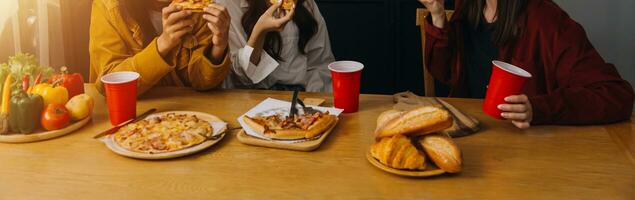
[269,0,296,11]
[172,0,213,12]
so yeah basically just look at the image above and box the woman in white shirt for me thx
[212,0,335,92]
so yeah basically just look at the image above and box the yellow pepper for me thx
[31,82,69,106]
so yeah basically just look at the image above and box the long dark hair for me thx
[241,0,318,61]
[459,0,527,45]
[120,0,167,45]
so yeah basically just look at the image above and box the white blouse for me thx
[216,0,335,92]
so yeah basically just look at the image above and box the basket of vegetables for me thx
[0,53,94,143]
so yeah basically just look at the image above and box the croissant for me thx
[371,135,426,170]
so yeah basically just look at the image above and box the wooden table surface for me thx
[0,84,633,200]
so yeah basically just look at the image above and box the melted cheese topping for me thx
[114,113,213,154]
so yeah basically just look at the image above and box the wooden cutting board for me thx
[236,118,338,152]
[393,92,480,137]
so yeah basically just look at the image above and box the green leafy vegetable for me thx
[0,53,54,94]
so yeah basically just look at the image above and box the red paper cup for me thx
[483,61,532,119]
[329,61,364,113]
[101,72,140,125]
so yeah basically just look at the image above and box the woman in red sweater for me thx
[419,0,634,128]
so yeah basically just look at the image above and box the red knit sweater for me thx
[424,0,634,125]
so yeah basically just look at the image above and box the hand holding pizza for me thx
[157,5,195,58]
[254,0,296,34]
[418,0,446,29]
[203,4,231,63]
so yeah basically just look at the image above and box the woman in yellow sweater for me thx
[89,0,232,95]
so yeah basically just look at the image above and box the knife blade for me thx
[93,108,157,139]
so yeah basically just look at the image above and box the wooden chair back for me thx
[416,8,454,97]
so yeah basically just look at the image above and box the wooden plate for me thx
[236,118,338,151]
[366,151,446,177]
[103,111,227,160]
[0,117,91,143]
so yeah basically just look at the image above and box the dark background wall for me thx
[316,0,454,96]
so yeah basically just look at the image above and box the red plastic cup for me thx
[483,61,532,119]
[101,72,140,125]
[329,61,364,113]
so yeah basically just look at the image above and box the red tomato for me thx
[41,104,71,131]
[49,67,84,98]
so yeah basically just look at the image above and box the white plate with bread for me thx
[368,106,463,177]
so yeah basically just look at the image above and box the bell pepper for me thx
[49,67,84,98]
[9,90,43,134]
[31,81,69,106]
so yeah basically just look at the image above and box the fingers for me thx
[203,4,230,36]
[498,104,527,113]
[205,4,230,18]
[512,121,531,129]
[501,112,529,121]
[203,14,219,24]
[205,15,221,33]
[504,95,529,104]
[165,10,193,27]
[172,28,191,40]
[279,4,295,22]
[162,5,181,20]
[166,19,194,33]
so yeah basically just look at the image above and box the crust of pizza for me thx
[243,113,336,140]
[172,0,213,12]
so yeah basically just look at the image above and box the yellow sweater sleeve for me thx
[89,1,175,96]
[183,17,231,91]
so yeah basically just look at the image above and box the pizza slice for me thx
[172,0,213,12]
[243,111,336,140]
[269,0,296,11]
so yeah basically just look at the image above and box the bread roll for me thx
[371,135,426,170]
[375,109,403,132]
[375,106,452,139]
[419,133,462,173]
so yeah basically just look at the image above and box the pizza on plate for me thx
[243,111,336,140]
[113,113,214,154]
[172,0,213,12]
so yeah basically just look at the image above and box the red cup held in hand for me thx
[101,72,140,125]
[329,61,364,113]
[483,61,532,119]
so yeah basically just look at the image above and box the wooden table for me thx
[0,84,633,200]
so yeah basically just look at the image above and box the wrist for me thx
[431,12,445,20]
[157,35,172,58]
[430,13,446,29]
[247,27,265,47]
[210,45,227,65]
